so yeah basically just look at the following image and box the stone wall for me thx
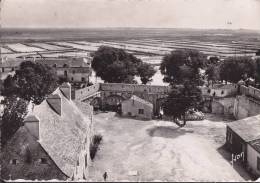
[211,97,235,118]
[233,95,260,120]
[75,83,101,101]
[233,85,260,119]
[201,84,238,98]
[99,83,170,94]
[240,85,260,100]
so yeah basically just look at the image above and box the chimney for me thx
[24,115,40,140]
[60,82,71,100]
[47,94,62,115]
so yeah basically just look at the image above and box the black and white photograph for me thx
[0,0,260,182]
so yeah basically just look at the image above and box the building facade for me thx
[121,95,153,120]
[0,56,92,88]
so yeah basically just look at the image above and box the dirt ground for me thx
[87,112,252,182]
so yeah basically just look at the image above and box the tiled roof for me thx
[1,87,92,178]
[35,57,91,68]
[227,115,260,142]
[0,126,67,180]
[128,95,153,108]
[24,115,40,123]
[30,88,91,176]
[0,57,91,68]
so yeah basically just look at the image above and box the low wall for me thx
[99,83,171,94]
[233,95,260,119]
[201,84,238,98]
[240,85,260,100]
[75,83,100,101]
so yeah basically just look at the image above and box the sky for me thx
[1,0,260,30]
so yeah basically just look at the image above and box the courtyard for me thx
[87,112,252,182]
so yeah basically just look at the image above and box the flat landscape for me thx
[86,112,252,182]
[1,28,260,65]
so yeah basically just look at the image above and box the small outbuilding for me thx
[121,95,153,120]
[226,114,260,176]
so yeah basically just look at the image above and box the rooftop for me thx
[128,95,153,108]
[32,88,91,176]
[1,87,92,178]
[0,57,91,68]
[227,114,260,142]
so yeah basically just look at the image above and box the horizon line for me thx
[1,26,260,32]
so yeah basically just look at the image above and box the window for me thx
[139,109,144,114]
[77,159,79,166]
[81,77,86,82]
[64,70,68,77]
[10,159,18,165]
[257,157,260,170]
[221,90,224,95]
[2,68,4,72]
[63,64,68,68]
[227,131,233,144]
[53,64,57,68]
[40,158,47,164]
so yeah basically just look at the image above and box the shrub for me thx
[90,134,103,160]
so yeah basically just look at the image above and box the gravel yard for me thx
[87,112,252,182]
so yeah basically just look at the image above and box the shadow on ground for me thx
[146,126,194,139]
[217,144,254,181]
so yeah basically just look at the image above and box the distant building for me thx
[226,114,260,177]
[201,84,238,98]
[0,57,23,80]
[0,56,92,88]
[0,83,94,180]
[121,95,153,120]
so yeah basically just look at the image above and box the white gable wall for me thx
[121,99,153,120]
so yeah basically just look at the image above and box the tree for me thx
[137,62,156,84]
[255,58,260,85]
[162,81,202,127]
[208,56,219,65]
[2,61,58,105]
[91,46,155,84]
[205,64,220,86]
[160,49,207,85]
[219,56,255,84]
[1,96,28,146]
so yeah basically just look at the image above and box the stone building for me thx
[0,57,23,80]
[0,56,92,88]
[121,95,153,120]
[0,83,94,180]
[35,57,92,87]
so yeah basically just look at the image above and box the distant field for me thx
[1,28,260,63]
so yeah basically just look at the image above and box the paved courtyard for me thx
[87,112,252,182]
